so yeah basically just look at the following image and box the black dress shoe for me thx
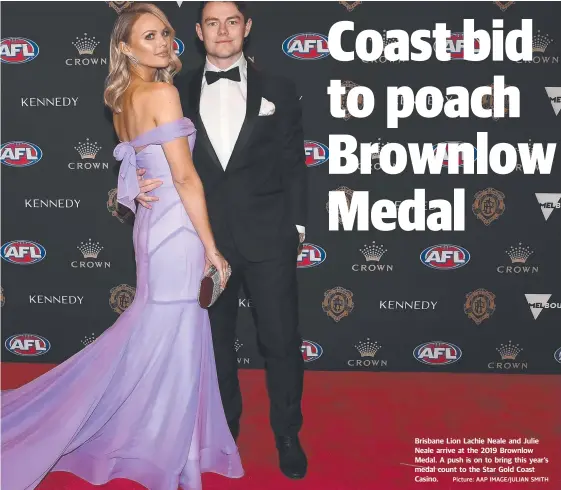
[275,435,307,479]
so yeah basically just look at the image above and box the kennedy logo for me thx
[72,239,111,269]
[488,341,527,371]
[322,286,354,322]
[66,33,107,66]
[1,38,39,64]
[70,138,109,171]
[535,193,561,221]
[497,243,538,275]
[29,295,84,305]
[545,87,561,115]
[352,241,394,272]
[525,294,560,320]
[380,300,437,311]
[238,297,254,308]
[21,97,79,108]
[464,289,496,325]
[1,141,43,167]
[348,338,388,368]
[472,188,505,226]
[24,198,80,209]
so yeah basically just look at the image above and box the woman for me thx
[1,4,244,489]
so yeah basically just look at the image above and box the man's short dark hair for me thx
[198,2,249,24]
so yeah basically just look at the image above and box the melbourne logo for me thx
[472,188,505,226]
[432,142,477,167]
[535,193,561,221]
[545,87,561,115]
[66,33,107,66]
[413,341,462,366]
[420,244,470,270]
[438,32,480,60]
[353,241,393,272]
[488,341,527,371]
[107,188,134,223]
[497,243,538,274]
[304,140,329,167]
[525,294,559,320]
[1,37,39,64]
[464,289,496,325]
[1,240,46,265]
[322,286,354,322]
[173,38,185,56]
[297,243,326,268]
[348,339,388,368]
[5,334,50,356]
[72,239,111,269]
[109,284,136,314]
[1,141,42,167]
[301,340,323,362]
[282,33,329,60]
[70,138,108,171]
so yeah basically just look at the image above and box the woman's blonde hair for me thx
[104,3,182,113]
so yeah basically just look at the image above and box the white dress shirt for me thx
[200,52,305,238]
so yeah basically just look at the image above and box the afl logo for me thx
[1,240,46,265]
[433,142,477,167]
[1,37,40,64]
[5,334,51,356]
[436,32,480,60]
[173,38,184,56]
[282,33,329,60]
[297,243,326,268]
[1,141,43,167]
[304,140,329,167]
[554,347,561,364]
[420,244,470,270]
[414,341,462,365]
[301,340,323,362]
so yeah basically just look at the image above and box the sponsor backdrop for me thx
[2,1,561,374]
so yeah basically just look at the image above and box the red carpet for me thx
[3,364,560,490]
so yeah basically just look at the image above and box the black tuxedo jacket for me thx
[177,59,308,261]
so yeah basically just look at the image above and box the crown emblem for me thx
[72,33,100,55]
[359,241,387,262]
[234,338,243,352]
[77,238,103,259]
[532,31,553,53]
[506,243,533,263]
[496,340,522,360]
[75,138,102,159]
[339,1,362,11]
[354,338,381,357]
[81,333,96,346]
[494,1,515,11]
[369,137,388,161]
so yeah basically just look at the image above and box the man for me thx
[135,1,308,480]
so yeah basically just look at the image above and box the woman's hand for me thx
[205,248,230,289]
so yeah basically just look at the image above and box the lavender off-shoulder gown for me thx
[1,117,244,490]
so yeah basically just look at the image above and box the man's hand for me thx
[297,232,305,254]
[136,168,163,209]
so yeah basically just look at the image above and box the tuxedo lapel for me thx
[187,67,223,172]
[226,62,262,172]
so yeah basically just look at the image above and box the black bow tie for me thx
[205,66,241,85]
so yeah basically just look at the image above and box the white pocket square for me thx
[258,97,275,116]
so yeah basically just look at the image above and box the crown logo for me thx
[77,238,103,259]
[81,333,96,346]
[354,338,382,357]
[496,340,522,360]
[75,138,102,159]
[369,137,388,161]
[234,338,243,352]
[506,243,533,263]
[72,33,100,55]
[532,31,553,53]
[359,241,387,262]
